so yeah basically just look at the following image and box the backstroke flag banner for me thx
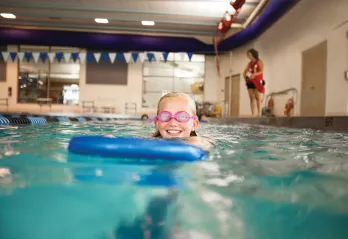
[0,52,198,64]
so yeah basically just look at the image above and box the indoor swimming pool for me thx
[0,120,348,239]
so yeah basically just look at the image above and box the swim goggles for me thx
[148,111,198,123]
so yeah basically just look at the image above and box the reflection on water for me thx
[0,121,348,239]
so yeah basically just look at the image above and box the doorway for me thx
[301,41,327,116]
[224,74,240,117]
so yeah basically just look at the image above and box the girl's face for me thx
[155,97,198,138]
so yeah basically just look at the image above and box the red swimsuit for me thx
[247,60,265,94]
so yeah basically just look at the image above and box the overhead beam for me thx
[0,11,223,27]
[243,0,268,28]
[0,21,216,36]
[4,11,246,27]
[0,2,256,19]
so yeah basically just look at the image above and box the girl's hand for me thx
[104,134,115,138]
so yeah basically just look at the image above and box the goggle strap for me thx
[147,116,157,123]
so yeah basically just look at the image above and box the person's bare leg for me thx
[254,90,263,117]
[144,230,150,239]
[142,216,152,239]
[248,89,256,116]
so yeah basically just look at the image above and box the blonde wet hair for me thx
[153,92,198,137]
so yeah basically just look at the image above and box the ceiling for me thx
[0,0,265,40]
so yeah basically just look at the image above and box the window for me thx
[18,45,80,105]
[142,53,205,108]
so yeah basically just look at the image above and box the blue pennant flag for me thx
[71,53,79,62]
[116,53,124,62]
[87,52,94,63]
[40,53,47,63]
[10,52,17,62]
[56,52,63,63]
[147,53,154,63]
[24,52,32,62]
[101,52,109,63]
[163,52,169,62]
[187,52,193,61]
[131,53,138,63]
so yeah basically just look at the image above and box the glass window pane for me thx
[18,46,49,103]
[142,54,205,107]
[174,62,204,78]
[143,77,173,93]
[18,45,81,105]
[50,60,80,105]
[18,71,49,103]
[143,92,164,108]
[174,78,204,94]
[143,62,174,77]
[190,54,205,62]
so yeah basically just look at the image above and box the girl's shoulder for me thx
[187,136,214,151]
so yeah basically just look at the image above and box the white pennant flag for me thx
[154,52,162,62]
[94,53,101,63]
[1,52,9,62]
[123,53,131,64]
[108,53,116,63]
[63,53,71,63]
[32,52,40,63]
[138,52,146,63]
[48,53,55,63]
[179,52,186,61]
[17,52,25,62]
[79,53,86,63]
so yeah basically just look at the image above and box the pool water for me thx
[0,121,348,239]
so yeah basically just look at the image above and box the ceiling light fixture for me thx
[95,18,109,24]
[141,21,155,26]
[0,13,16,19]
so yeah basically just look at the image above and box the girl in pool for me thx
[106,92,212,149]
[149,92,213,150]
[114,93,212,239]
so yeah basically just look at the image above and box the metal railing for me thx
[125,102,137,115]
[265,87,298,116]
[81,101,95,113]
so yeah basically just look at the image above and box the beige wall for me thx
[219,0,348,116]
[204,55,220,103]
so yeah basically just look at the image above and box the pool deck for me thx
[1,111,348,133]
[0,111,141,120]
[209,116,348,133]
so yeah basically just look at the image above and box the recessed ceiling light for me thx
[95,18,109,24]
[0,13,16,19]
[141,21,155,26]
